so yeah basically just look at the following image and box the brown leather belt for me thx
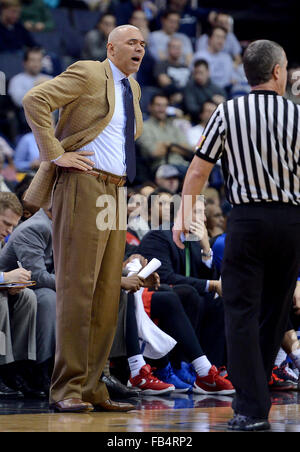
[60,167,127,187]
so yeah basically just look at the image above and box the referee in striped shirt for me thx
[173,40,300,431]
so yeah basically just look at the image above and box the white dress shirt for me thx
[77,59,128,176]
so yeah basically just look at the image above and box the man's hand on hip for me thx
[54,151,95,171]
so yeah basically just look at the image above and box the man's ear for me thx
[273,63,281,81]
[107,42,114,56]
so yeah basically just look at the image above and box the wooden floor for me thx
[1,392,300,432]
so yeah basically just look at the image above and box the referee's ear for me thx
[273,63,281,81]
[272,54,288,96]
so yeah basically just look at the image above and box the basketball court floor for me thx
[1,391,300,432]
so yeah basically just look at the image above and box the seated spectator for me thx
[127,184,176,245]
[155,164,181,194]
[134,192,227,366]
[154,37,191,108]
[196,12,242,66]
[205,201,225,238]
[20,0,54,32]
[0,207,56,394]
[110,254,234,395]
[148,187,177,230]
[137,93,193,175]
[186,100,217,146]
[129,10,156,88]
[0,191,44,399]
[192,26,234,90]
[14,132,40,172]
[163,0,210,41]
[125,284,234,395]
[0,0,36,53]
[111,0,158,27]
[8,47,51,109]
[129,9,150,42]
[202,186,221,206]
[0,136,16,192]
[210,231,225,276]
[8,49,52,135]
[199,14,249,98]
[81,13,116,61]
[127,191,150,242]
[183,59,226,124]
[148,10,193,66]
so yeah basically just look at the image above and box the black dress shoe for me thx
[102,375,141,399]
[0,378,24,399]
[5,374,47,400]
[227,413,271,431]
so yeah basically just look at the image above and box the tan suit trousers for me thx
[49,170,126,404]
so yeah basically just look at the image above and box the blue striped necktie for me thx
[121,78,136,183]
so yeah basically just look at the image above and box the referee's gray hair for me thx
[243,40,285,86]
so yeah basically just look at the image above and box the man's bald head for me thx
[108,25,140,44]
[107,24,145,76]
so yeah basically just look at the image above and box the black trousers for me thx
[164,285,226,367]
[222,203,300,419]
[126,287,203,364]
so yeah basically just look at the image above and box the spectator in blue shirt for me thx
[211,232,225,275]
[192,26,234,90]
[196,12,242,66]
[14,132,40,172]
[157,0,212,42]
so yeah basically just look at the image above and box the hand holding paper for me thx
[137,258,161,279]
[138,258,161,290]
[125,258,161,292]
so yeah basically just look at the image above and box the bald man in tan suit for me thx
[22,25,145,413]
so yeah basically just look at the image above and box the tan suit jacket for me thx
[22,59,143,209]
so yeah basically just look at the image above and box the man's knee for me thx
[13,288,37,315]
[156,292,183,314]
[34,288,56,316]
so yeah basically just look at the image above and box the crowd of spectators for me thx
[0,0,300,400]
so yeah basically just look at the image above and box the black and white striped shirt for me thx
[196,90,300,206]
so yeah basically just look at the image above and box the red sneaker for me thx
[268,369,294,391]
[193,365,235,395]
[128,364,175,395]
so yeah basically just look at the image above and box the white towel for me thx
[126,259,177,359]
